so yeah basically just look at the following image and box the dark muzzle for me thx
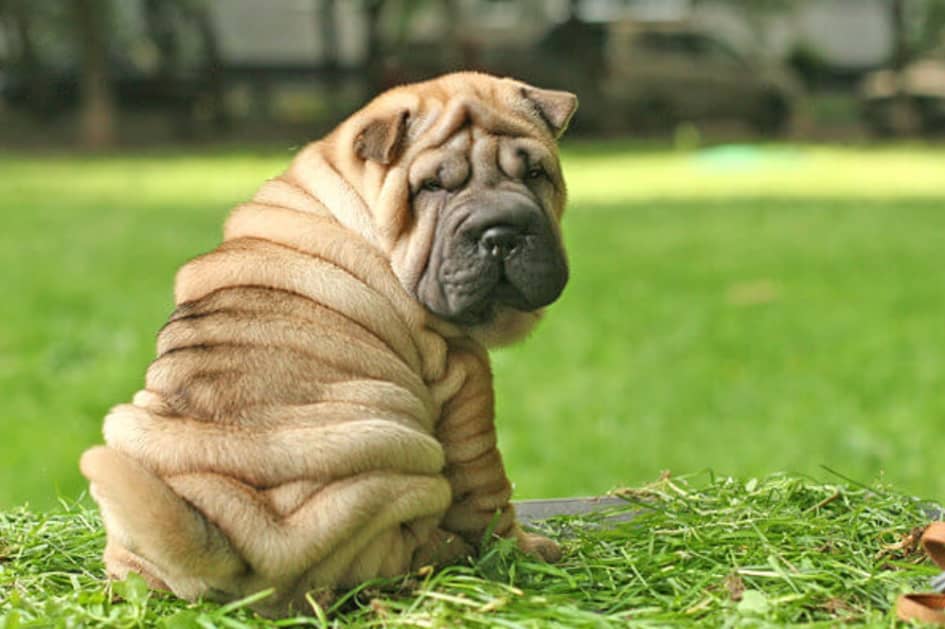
[420,194,568,324]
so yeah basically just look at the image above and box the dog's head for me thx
[323,72,577,346]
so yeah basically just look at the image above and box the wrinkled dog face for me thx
[411,129,569,328]
[345,74,577,346]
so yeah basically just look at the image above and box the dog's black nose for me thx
[480,225,523,259]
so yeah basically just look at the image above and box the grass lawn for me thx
[1,142,945,511]
[1,475,939,626]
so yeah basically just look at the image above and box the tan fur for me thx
[80,72,575,617]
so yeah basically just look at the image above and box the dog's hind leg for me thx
[103,539,171,590]
[80,446,247,600]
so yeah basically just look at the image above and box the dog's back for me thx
[81,179,456,615]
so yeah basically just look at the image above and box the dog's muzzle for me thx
[418,193,568,325]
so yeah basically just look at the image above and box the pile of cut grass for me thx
[1,474,939,627]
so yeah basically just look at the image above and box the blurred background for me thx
[2,0,945,510]
[4,0,945,145]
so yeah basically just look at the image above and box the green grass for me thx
[2,143,945,509]
[1,474,939,626]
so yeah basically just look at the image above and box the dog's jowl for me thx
[80,72,577,617]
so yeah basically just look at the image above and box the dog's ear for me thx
[354,110,409,165]
[521,87,578,138]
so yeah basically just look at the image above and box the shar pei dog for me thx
[80,72,577,617]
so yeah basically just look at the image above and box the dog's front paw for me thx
[515,528,562,563]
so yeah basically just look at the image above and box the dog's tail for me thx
[80,446,245,592]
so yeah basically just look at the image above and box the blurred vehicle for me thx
[601,22,802,135]
[390,18,802,137]
[860,47,945,135]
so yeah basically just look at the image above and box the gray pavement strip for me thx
[512,497,944,526]
[512,496,635,525]
[513,498,945,595]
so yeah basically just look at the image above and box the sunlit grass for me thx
[0,475,936,626]
[565,142,945,202]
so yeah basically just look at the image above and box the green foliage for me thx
[0,475,936,626]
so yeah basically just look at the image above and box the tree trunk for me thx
[191,3,228,131]
[568,0,580,19]
[316,0,343,120]
[143,0,179,81]
[363,0,385,95]
[74,0,116,149]
[6,0,50,115]
[889,0,921,135]
[318,0,339,72]
[441,0,462,66]
[891,0,909,73]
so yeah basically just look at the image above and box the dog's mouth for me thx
[416,194,568,327]
[448,301,496,326]
[422,239,567,326]
[443,274,530,326]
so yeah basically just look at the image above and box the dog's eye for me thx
[421,178,442,192]
[525,166,546,180]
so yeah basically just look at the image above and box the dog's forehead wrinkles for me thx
[468,134,500,185]
[414,95,538,152]
[498,137,559,183]
[382,73,573,157]
[407,131,471,187]
[407,104,443,143]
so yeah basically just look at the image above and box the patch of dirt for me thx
[724,574,745,602]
